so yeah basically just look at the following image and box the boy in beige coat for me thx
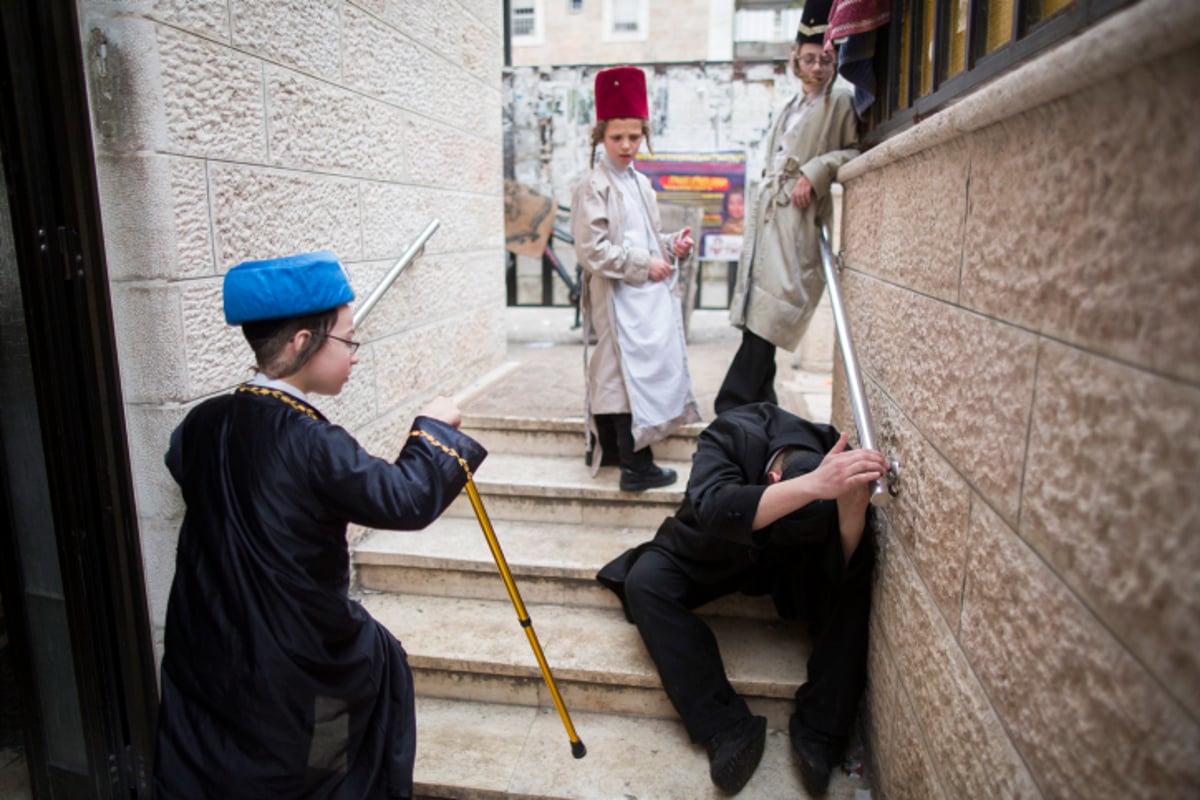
[717,0,860,414]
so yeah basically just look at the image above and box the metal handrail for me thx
[816,222,899,506]
[352,219,440,328]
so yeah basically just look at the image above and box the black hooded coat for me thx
[598,402,859,620]
[596,402,874,740]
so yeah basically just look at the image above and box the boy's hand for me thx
[418,396,462,429]
[648,257,675,282]
[807,433,888,500]
[792,175,814,210]
[672,227,694,259]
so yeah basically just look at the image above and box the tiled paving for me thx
[467,306,831,424]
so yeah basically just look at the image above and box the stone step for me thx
[461,413,704,463]
[443,451,688,528]
[412,695,864,800]
[360,592,809,731]
[355,518,780,619]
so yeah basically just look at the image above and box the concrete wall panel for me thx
[123,404,187,527]
[110,283,188,402]
[961,500,1200,798]
[845,271,1038,523]
[209,163,362,267]
[405,119,502,194]
[180,278,251,396]
[157,24,266,160]
[103,0,231,40]
[1023,340,1200,717]
[96,154,213,281]
[266,68,411,181]
[341,5,499,139]
[961,46,1200,385]
[231,0,342,80]
[865,630,949,800]
[842,167,881,274]
[876,143,968,300]
[827,5,1200,798]
[86,0,505,641]
[867,381,972,626]
[875,532,1041,798]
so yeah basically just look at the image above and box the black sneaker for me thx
[619,464,677,492]
[789,717,839,797]
[704,715,767,794]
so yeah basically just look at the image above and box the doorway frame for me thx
[0,1,157,796]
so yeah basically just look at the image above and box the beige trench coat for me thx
[729,85,860,352]
[570,162,696,466]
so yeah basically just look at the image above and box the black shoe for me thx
[704,715,766,794]
[618,464,677,492]
[789,718,838,797]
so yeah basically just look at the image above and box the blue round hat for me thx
[223,251,354,324]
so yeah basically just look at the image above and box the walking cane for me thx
[462,478,587,758]
[356,220,587,759]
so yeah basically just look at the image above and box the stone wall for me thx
[834,1,1200,797]
[77,0,508,653]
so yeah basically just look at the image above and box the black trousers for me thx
[622,542,873,744]
[714,328,777,414]
[593,413,654,471]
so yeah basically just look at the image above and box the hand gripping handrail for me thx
[816,222,900,506]
[352,219,441,329]
[353,219,586,758]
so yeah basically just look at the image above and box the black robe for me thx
[155,384,486,799]
[596,403,874,740]
[598,402,858,618]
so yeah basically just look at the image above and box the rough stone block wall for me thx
[834,4,1200,797]
[77,0,507,648]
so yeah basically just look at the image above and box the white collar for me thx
[250,372,309,403]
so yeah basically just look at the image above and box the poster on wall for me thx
[633,151,747,262]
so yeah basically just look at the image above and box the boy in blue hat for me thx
[154,251,486,799]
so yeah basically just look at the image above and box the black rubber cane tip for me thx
[571,740,587,759]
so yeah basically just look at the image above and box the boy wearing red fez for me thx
[154,252,486,798]
[570,66,700,493]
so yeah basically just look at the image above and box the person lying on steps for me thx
[597,402,886,795]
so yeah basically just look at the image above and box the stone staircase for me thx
[352,411,864,799]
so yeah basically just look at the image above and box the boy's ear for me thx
[766,468,783,485]
[290,329,312,352]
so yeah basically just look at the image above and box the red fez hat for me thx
[594,66,648,121]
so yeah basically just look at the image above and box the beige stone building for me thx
[0,0,507,793]
[0,0,1196,797]
[507,0,810,66]
[837,1,1199,796]
[510,0,736,65]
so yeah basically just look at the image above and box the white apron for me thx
[608,160,700,450]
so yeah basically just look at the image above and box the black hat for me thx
[795,0,833,45]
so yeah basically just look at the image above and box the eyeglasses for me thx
[795,55,835,69]
[326,333,361,354]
